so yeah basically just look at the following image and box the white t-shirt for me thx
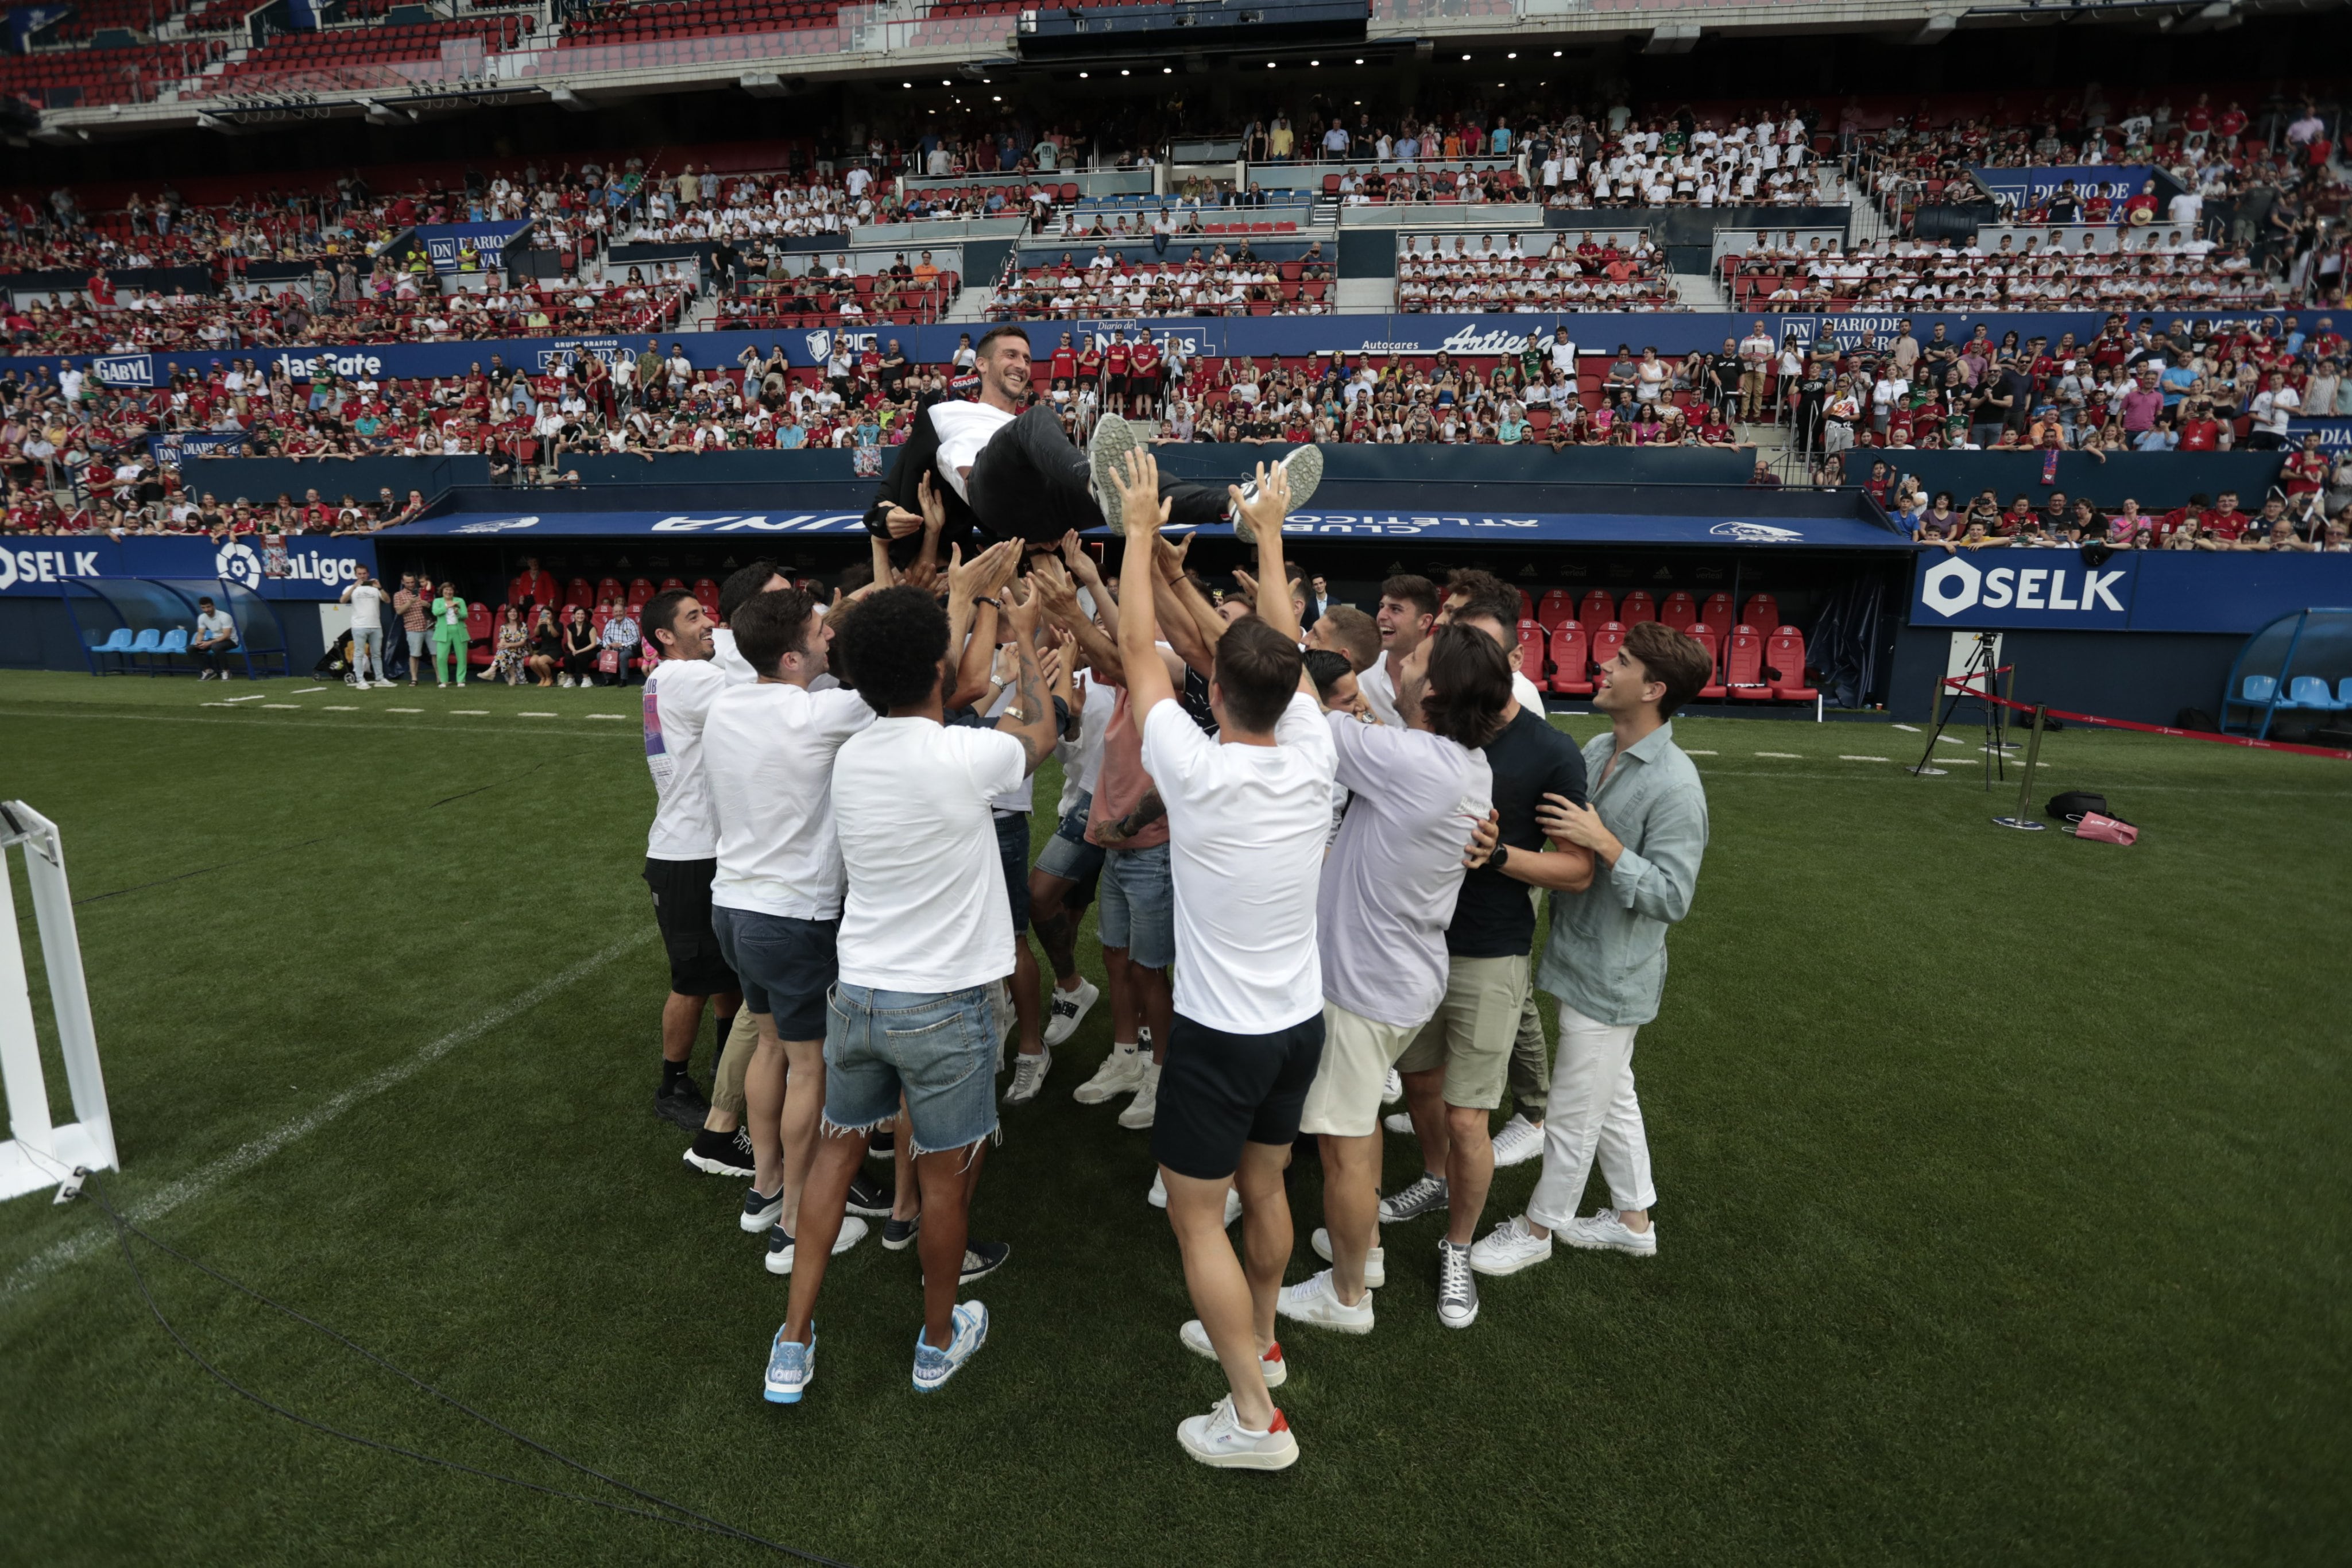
[346,581,385,630]
[1357,653,1403,729]
[1058,669,1117,817]
[706,682,875,919]
[642,656,733,861]
[710,625,755,684]
[1512,670,1545,714]
[982,681,1037,814]
[1316,719,1494,1028]
[1141,692,1335,1035]
[928,400,1017,502]
[832,717,1027,992]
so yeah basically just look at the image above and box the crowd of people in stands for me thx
[1395,232,1677,312]
[1724,229,2288,315]
[1883,475,2350,554]
[988,242,1335,321]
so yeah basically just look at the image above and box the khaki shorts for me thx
[1299,1001,1422,1139]
[1395,954,1529,1112]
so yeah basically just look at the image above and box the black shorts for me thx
[711,907,837,1040]
[994,811,1031,935]
[643,856,738,997]
[1150,1011,1327,1180]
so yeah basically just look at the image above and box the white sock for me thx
[1111,1040,1139,1057]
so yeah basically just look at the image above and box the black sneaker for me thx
[845,1173,894,1219]
[957,1240,1010,1284]
[682,1126,755,1178]
[882,1213,922,1251]
[654,1075,711,1132]
[866,1128,895,1162]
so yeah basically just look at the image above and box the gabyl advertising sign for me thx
[1910,550,2352,635]
[0,536,378,599]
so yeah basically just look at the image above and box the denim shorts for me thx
[712,906,838,1041]
[822,983,1000,1157]
[1097,842,1174,969]
[993,810,1031,935]
[1034,789,1106,884]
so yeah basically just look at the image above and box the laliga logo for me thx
[805,329,833,363]
[216,541,262,590]
[454,516,541,535]
[1709,521,1801,543]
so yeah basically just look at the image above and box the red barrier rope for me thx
[1937,677,2352,761]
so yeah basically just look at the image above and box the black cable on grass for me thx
[74,839,330,905]
[431,756,564,808]
[77,1172,854,1567]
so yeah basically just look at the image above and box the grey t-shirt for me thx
[1315,717,1494,1028]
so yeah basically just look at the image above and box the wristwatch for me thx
[1488,843,1510,872]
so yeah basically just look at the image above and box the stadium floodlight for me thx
[0,802,114,1203]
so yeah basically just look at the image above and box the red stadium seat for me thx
[598,576,624,605]
[1516,619,1549,687]
[1764,625,1820,701]
[1578,590,1614,628]
[1741,595,1780,632]
[1618,590,1657,626]
[1686,623,1727,700]
[628,578,655,612]
[1589,620,1627,681]
[1535,589,1575,630]
[1548,622,1592,695]
[693,578,722,617]
[1517,587,1534,622]
[660,576,686,593]
[1701,592,1734,629]
[1660,591,1697,633]
[1725,625,1772,699]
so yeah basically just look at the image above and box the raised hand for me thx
[1225,458,1290,542]
[1000,572,1043,640]
[1115,448,1171,541]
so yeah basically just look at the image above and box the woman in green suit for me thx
[430,580,470,687]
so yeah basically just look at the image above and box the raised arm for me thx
[1031,551,1123,686]
[992,576,1061,776]
[1113,450,1177,716]
[1232,458,1301,644]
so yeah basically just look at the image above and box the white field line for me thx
[1,930,653,1298]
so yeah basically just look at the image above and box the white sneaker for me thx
[1381,1067,1403,1104]
[1087,412,1140,533]
[911,1299,989,1393]
[558,673,573,687]
[1178,1318,1287,1388]
[1561,1208,1659,1256]
[1116,1058,1162,1129]
[1491,1112,1544,1168]
[375,680,396,689]
[1073,1043,1143,1105]
[1382,1111,1414,1136]
[1309,1226,1384,1288]
[1227,442,1322,544]
[763,1216,869,1275]
[1177,1394,1299,1471]
[1003,1048,1051,1106]
[1469,1213,1554,1276]
[1276,1268,1375,1334]
[1040,977,1100,1047]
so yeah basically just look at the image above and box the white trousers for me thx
[1527,1000,1656,1229]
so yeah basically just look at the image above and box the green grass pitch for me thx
[0,670,2345,1567]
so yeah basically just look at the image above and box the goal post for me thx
[0,802,115,1202]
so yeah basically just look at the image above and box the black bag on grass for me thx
[2045,790,2107,823]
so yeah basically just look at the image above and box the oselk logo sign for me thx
[1914,553,2132,628]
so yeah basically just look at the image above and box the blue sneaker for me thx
[763,1325,814,1404]
[911,1300,989,1393]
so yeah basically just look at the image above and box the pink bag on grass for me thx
[2074,812,2138,845]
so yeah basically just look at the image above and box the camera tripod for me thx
[1910,631,2017,788]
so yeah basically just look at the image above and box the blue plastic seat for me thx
[2339,677,2352,708]
[158,629,189,655]
[127,628,163,653]
[92,628,134,653]
[2239,675,2276,704]
[2285,675,2343,711]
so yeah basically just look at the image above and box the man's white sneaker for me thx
[1177,1395,1299,1471]
[1275,1268,1375,1334]
[1003,1048,1051,1106]
[1040,977,1100,1047]
[1469,1214,1554,1276]
[1227,443,1323,544]
[1309,1226,1384,1288]
[763,1217,869,1275]
[1072,1043,1143,1105]
[1560,1209,1659,1256]
[1116,1058,1161,1128]
[1436,1240,1479,1329]
[1381,1067,1403,1104]
[1382,1111,1414,1136]
[911,1300,989,1393]
[1178,1319,1287,1389]
[1088,412,1141,533]
[1490,1112,1544,1168]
